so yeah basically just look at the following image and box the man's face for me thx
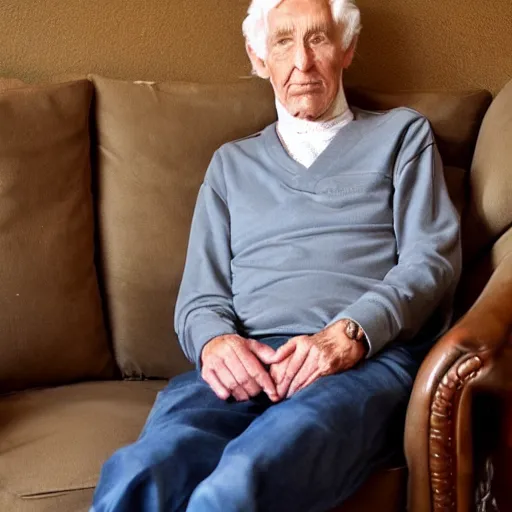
[265,0,345,120]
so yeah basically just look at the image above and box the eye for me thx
[276,38,292,46]
[310,34,326,45]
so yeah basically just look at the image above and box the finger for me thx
[217,362,249,402]
[287,349,320,397]
[270,356,291,385]
[268,338,298,364]
[202,369,230,400]
[247,339,278,365]
[277,346,309,399]
[240,343,279,402]
[226,347,262,397]
[295,369,321,395]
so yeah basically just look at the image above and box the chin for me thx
[288,97,329,121]
[293,105,326,121]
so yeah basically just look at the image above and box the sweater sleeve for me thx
[174,152,238,367]
[329,117,462,357]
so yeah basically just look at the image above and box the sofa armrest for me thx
[405,254,512,512]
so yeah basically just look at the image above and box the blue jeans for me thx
[91,335,431,512]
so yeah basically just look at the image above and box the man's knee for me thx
[187,454,258,512]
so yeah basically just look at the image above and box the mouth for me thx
[288,81,323,94]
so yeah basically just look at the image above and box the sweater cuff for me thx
[328,299,396,358]
[183,316,237,370]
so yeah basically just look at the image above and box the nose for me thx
[294,42,314,72]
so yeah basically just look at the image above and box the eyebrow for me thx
[304,22,331,37]
[271,26,294,40]
[270,21,332,41]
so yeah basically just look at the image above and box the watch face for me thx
[345,320,364,341]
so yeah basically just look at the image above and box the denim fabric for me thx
[91,336,429,512]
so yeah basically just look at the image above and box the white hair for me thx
[242,0,361,61]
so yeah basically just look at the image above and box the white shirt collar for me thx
[276,83,353,168]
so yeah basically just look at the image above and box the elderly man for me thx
[91,0,461,510]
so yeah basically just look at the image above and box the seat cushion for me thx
[0,489,95,512]
[0,379,405,512]
[0,380,166,511]
[0,79,115,393]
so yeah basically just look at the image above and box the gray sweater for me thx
[175,107,461,366]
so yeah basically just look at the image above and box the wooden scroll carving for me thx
[429,355,484,511]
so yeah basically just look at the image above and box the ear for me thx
[246,43,270,79]
[342,36,358,69]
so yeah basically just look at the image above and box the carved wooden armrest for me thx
[404,254,512,512]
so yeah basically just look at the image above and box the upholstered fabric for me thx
[462,79,512,263]
[443,166,467,216]
[90,75,276,379]
[0,380,165,511]
[456,225,512,319]
[90,75,491,379]
[0,80,115,393]
[0,488,95,512]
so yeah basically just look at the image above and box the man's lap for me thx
[142,334,422,446]
[91,336,430,511]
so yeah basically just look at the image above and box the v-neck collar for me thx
[263,108,368,190]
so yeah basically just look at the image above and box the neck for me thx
[275,79,354,169]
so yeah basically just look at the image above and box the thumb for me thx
[248,339,278,365]
[261,339,297,364]
[273,340,297,362]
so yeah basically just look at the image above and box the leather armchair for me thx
[406,253,512,512]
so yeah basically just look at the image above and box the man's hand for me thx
[201,334,280,403]
[269,320,367,399]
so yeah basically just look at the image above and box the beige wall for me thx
[1,0,511,94]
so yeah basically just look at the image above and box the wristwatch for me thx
[344,320,369,356]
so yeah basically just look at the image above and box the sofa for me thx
[0,73,510,512]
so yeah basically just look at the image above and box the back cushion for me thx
[462,79,512,263]
[90,75,276,378]
[91,75,491,379]
[0,80,115,393]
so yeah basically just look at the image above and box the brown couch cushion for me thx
[462,78,512,263]
[91,75,490,379]
[0,80,115,393]
[0,488,94,512]
[0,380,165,511]
[90,75,276,379]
